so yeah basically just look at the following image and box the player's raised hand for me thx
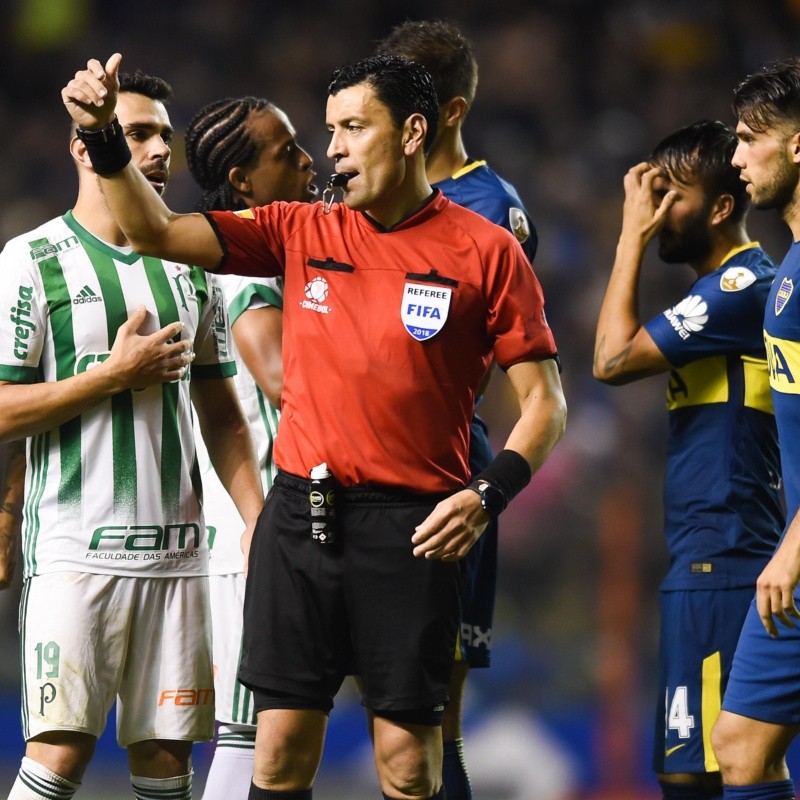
[62,53,122,130]
[104,305,195,391]
[620,161,677,247]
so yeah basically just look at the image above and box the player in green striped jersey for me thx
[183,96,316,800]
[0,71,263,800]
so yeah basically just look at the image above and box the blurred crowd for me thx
[1,0,799,793]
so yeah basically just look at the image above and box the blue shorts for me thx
[458,414,497,668]
[653,586,754,775]
[722,593,800,726]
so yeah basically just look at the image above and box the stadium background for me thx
[0,0,798,797]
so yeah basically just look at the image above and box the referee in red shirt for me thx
[62,52,567,800]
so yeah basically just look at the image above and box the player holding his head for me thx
[595,120,783,800]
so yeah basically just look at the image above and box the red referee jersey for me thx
[207,191,557,492]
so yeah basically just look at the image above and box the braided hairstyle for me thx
[185,96,272,212]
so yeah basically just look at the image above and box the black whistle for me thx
[327,172,352,188]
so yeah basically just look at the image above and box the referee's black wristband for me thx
[469,449,532,508]
[76,117,132,176]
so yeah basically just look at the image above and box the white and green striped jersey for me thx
[196,274,282,576]
[0,212,236,578]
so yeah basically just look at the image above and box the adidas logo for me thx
[72,285,103,305]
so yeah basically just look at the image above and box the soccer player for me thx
[375,20,538,799]
[711,57,800,800]
[183,96,316,800]
[61,52,567,800]
[594,120,783,800]
[0,70,263,800]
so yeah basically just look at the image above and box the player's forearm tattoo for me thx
[594,336,633,376]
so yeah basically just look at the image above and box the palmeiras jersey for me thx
[196,274,282,575]
[764,240,800,531]
[645,243,783,590]
[0,212,236,578]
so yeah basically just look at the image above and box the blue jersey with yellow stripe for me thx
[645,243,783,590]
[765,240,800,528]
[434,160,537,262]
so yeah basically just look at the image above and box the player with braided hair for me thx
[182,96,316,800]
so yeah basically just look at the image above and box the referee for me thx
[62,52,567,800]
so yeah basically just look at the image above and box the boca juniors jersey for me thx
[0,212,236,578]
[434,160,538,263]
[765,240,800,529]
[645,243,783,590]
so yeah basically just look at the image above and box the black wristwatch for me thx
[468,480,507,519]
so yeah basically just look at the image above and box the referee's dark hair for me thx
[328,55,439,154]
[185,96,273,212]
[649,119,750,225]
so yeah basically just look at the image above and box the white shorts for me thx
[210,573,255,727]
[19,572,214,746]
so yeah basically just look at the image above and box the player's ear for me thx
[439,97,468,128]
[402,113,427,155]
[228,166,251,195]
[789,130,800,164]
[710,193,735,226]
[69,134,92,168]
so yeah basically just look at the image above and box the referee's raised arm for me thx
[62,53,224,270]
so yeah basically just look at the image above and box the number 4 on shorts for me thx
[666,685,695,739]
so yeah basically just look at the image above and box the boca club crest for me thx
[776,277,794,316]
[401,282,452,341]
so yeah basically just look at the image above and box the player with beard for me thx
[711,57,800,800]
[0,70,263,800]
[594,120,783,800]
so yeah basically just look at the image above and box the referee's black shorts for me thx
[238,470,464,715]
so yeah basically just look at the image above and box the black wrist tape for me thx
[472,449,531,507]
[76,117,131,175]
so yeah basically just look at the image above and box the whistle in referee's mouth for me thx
[322,172,354,214]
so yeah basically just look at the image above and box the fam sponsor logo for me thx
[663,295,708,340]
[158,687,214,707]
[10,285,35,359]
[301,276,332,314]
[29,235,79,262]
[86,523,202,562]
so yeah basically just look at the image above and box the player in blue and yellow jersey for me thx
[376,20,539,799]
[711,57,800,800]
[595,120,783,800]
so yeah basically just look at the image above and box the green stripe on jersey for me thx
[24,432,49,577]
[143,256,183,518]
[255,386,280,490]
[37,252,81,514]
[88,248,138,514]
